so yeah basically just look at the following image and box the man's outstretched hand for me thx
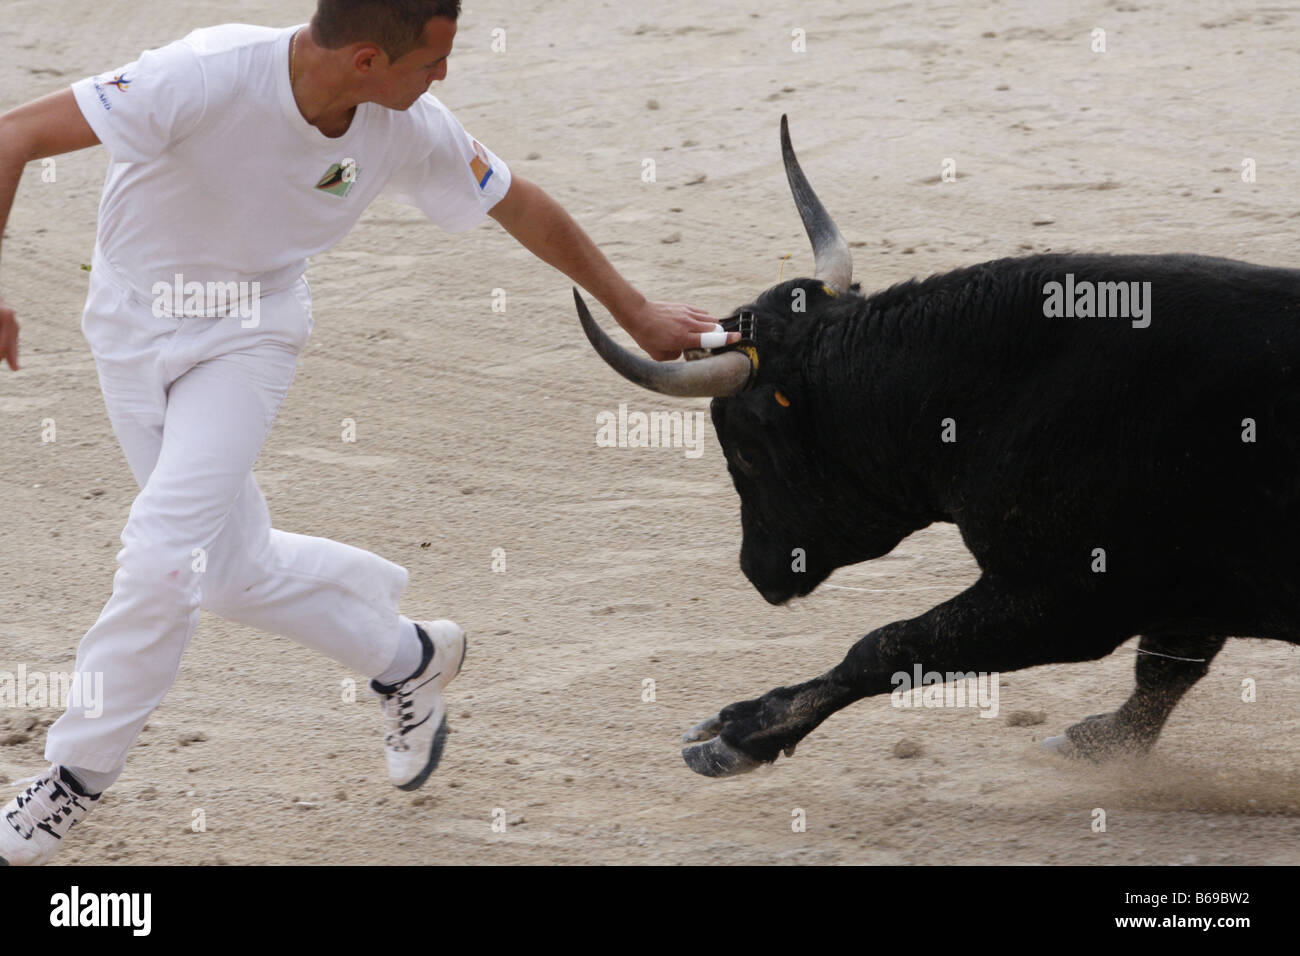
[486,177,742,362]
[617,299,739,362]
[0,298,18,371]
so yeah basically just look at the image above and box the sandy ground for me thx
[2,0,1299,865]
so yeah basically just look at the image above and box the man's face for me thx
[363,16,456,109]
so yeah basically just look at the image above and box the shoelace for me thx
[380,684,419,752]
[4,771,95,841]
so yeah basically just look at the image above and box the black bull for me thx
[573,116,1300,778]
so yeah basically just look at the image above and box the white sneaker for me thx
[371,620,467,791]
[0,766,100,866]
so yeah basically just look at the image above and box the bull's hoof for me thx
[1042,712,1154,762]
[1040,734,1078,757]
[682,714,723,744]
[680,713,763,778]
[682,738,763,777]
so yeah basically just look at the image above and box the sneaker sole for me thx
[454,630,468,678]
[397,715,449,792]
[396,631,467,792]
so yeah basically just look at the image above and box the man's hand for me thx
[0,299,18,371]
[615,299,737,362]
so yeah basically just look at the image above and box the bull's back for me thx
[919,253,1300,628]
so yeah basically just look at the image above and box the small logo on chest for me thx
[315,157,359,197]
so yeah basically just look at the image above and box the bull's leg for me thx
[1042,632,1226,761]
[681,578,1133,777]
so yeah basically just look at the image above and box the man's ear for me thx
[352,45,387,75]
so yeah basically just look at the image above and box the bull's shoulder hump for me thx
[866,251,1300,309]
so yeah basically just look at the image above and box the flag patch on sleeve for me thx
[469,140,493,190]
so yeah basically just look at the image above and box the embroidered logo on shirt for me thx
[90,80,112,111]
[315,158,359,197]
[90,73,129,111]
[470,140,493,190]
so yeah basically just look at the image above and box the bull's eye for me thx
[774,390,791,407]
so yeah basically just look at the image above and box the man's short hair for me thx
[311,0,462,62]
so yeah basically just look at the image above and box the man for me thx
[0,0,734,866]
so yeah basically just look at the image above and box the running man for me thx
[0,0,736,865]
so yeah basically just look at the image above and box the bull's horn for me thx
[781,114,853,293]
[573,289,753,397]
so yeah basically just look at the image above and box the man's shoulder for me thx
[160,24,287,105]
[179,23,287,59]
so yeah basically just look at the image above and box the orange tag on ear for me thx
[774,390,791,407]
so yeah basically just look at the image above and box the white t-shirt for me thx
[71,23,512,300]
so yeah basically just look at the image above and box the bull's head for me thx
[576,116,900,604]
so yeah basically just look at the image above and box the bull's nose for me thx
[741,555,799,604]
[758,583,796,605]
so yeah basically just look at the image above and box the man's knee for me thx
[116,542,205,604]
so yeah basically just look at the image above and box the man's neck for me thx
[290,28,359,138]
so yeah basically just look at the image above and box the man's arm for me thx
[0,89,102,371]
[488,175,736,362]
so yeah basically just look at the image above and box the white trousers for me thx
[45,254,409,774]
